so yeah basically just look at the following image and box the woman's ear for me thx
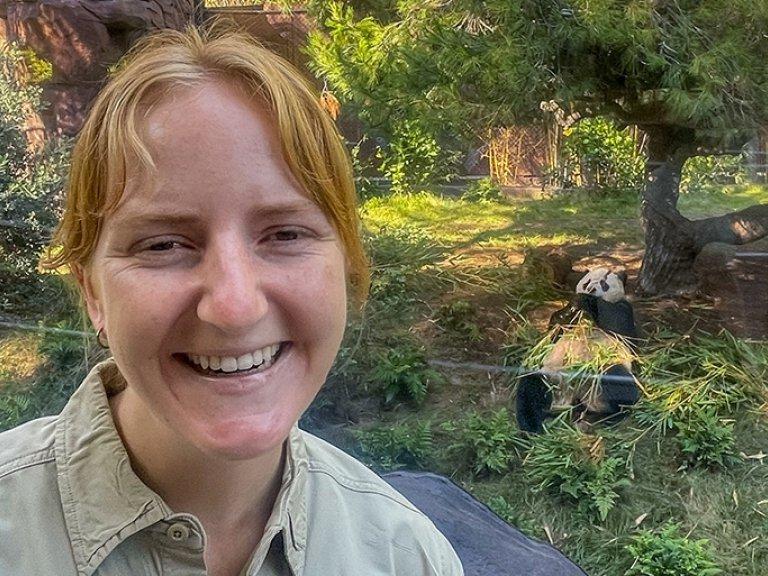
[72,263,104,331]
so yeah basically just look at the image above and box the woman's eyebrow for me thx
[113,201,322,229]
[111,211,203,230]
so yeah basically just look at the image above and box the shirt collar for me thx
[54,359,309,576]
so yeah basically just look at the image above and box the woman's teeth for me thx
[187,344,281,374]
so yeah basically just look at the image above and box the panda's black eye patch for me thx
[600,279,609,291]
[581,280,590,290]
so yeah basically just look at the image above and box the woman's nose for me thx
[196,238,268,332]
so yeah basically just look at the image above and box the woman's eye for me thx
[271,229,301,242]
[147,240,180,251]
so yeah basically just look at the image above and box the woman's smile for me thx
[182,341,286,375]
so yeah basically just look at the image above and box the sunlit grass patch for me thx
[678,184,768,218]
[0,332,43,382]
[362,191,645,256]
[362,192,518,244]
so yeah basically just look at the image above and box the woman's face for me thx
[79,81,348,460]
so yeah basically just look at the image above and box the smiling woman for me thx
[0,23,463,576]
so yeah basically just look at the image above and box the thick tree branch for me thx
[692,203,768,250]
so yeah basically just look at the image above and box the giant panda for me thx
[516,268,642,433]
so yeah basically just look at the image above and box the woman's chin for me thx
[189,415,292,461]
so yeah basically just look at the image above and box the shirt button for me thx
[167,522,191,542]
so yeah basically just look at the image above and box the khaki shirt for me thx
[0,361,463,576]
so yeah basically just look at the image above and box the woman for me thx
[0,24,463,576]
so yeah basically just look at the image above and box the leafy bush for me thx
[560,117,643,193]
[354,421,433,470]
[377,119,444,194]
[442,408,522,476]
[674,408,738,470]
[524,424,630,521]
[681,154,747,193]
[370,341,442,405]
[625,523,722,576]
[436,299,482,341]
[462,177,504,202]
[365,225,445,307]
[349,135,383,200]
[0,43,70,282]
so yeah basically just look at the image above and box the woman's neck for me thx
[108,387,286,534]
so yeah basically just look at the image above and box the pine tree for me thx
[306,0,768,294]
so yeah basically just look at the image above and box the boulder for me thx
[694,236,768,339]
[0,0,197,136]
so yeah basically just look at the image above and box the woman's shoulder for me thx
[300,429,419,508]
[0,415,58,478]
[297,429,464,575]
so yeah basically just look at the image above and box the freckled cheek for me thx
[103,272,192,344]
[282,259,347,329]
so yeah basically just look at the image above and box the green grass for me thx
[678,184,768,219]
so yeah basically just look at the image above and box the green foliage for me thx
[560,118,644,193]
[354,421,433,470]
[625,523,722,576]
[635,330,768,435]
[442,408,521,476]
[681,154,748,194]
[462,177,504,202]
[524,424,630,521]
[436,299,482,341]
[370,341,442,405]
[377,119,446,194]
[674,409,738,470]
[484,494,538,536]
[349,136,383,200]
[307,0,768,167]
[18,49,53,84]
[0,328,88,432]
[0,43,70,282]
[366,224,445,307]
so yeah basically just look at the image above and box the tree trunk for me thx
[638,128,768,295]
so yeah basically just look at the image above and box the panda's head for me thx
[576,268,626,303]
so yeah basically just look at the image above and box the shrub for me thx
[625,523,722,576]
[442,408,522,476]
[674,408,738,470]
[436,299,482,341]
[377,119,444,194]
[349,136,383,200]
[462,177,504,202]
[560,117,643,193]
[354,421,433,470]
[681,154,747,193]
[370,341,442,405]
[365,225,445,307]
[524,423,630,521]
[0,43,69,282]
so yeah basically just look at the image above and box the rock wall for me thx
[0,0,197,136]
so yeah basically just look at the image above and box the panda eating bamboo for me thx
[516,268,642,433]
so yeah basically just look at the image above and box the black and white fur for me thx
[516,268,641,433]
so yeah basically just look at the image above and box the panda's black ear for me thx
[616,270,628,288]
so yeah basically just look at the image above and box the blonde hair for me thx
[41,22,369,306]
